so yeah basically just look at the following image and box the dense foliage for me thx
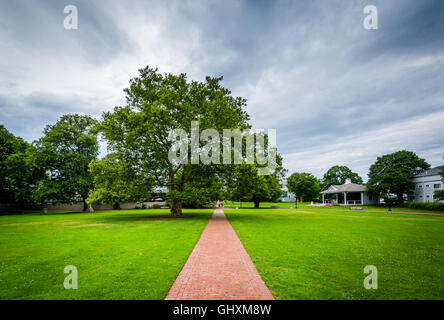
[87,153,153,208]
[367,150,429,203]
[0,125,32,203]
[321,165,363,190]
[95,66,249,216]
[1,115,99,210]
[402,201,444,211]
[286,172,320,202]
[230,158,285,208]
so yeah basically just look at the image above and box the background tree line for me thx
[1,115,98,211]
[286,151,433,204]
[1,66,439,213]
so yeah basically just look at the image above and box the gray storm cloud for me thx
[0,0,443,179]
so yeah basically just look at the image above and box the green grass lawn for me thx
[0,209,212,299]
[226,201,444,213]
[2,205,443,300]
[226,207,444,299]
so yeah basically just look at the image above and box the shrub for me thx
[151,204,163,209]
[402,201,444,211]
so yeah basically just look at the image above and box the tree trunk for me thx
[171,197,183,217]
[397,192,404,204]
[254,200,260,209]
[168,167,184,217]
[82,198,88,212]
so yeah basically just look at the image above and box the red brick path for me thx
[165,209,274,300]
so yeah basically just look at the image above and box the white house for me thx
[320,178,378,205]
[413,166,443,202]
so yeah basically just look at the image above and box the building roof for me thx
[414,166,444,178]
[320,182,367,194]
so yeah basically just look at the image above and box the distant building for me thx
[279,189,296,202]
[320,178,378,205]
[413,166,443,202]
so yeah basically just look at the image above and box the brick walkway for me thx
[165,208,274,300]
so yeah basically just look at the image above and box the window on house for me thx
[426,195,430,198]
[434,184,441,189]
[369,195,372,200]
[419,185,422,188]
[426,185,429,187]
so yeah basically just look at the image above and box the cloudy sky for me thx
[1,0,443,180]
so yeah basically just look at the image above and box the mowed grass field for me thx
[1,205,443,300]
[227,201,444,213]
[225,207,444,299]
[0,209,212,299]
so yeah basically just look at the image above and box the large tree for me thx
[321,165,363,190]
[32,114,99,210]
[367,150,429,203]
[0,125,32,203]
[97,66,249,216]
[286,172,320,202]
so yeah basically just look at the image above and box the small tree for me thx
[87,153,153,209]
[434,167,444,201]
[230,161,284,209]
[434,190,444,201]
[286,172,320,203]
[321,165,363,190]
[367,150,429,203]
[228,135,286,209]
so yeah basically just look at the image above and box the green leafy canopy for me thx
[367,150,429,202]
[321,165,363,190]
[286,172,320,202]
[95,66,251,216]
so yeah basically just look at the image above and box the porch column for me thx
[360,192,364,205]
[344,192,347,205]
[336,194,338,203]
[322,194,325,204]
